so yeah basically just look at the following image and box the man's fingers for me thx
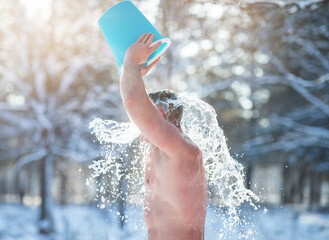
[146,34,155,46]
[137,33,147,43]
[143,33,152,44]
[140,56,162,76]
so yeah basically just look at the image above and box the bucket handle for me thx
[145,38,171,67]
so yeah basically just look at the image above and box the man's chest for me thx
[145,146,170,189]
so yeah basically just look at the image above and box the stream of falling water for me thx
[88,94,259,239]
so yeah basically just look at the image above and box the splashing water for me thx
[88,94,259,239]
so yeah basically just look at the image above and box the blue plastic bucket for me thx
[98,1,171,74]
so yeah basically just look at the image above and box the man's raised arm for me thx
[120,33,192,158]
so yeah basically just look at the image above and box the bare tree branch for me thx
[289,81,329,116]
[271,115,329,139]
[243,0,327,9]
[15,149,47,172]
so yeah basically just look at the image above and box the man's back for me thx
[144,140,207,240]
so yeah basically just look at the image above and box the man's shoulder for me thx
[161,133,202,164]
[159,134,201,160]
[154,126,202,161]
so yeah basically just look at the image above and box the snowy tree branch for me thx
[263,50,329,116]
[0,65,30,95]
[271,115,329,139]
[242,0,327,9]
[289,80,329,117]
[244,114,329,156]
[15,149,47,172]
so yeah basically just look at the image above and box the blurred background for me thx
[0,0,328,239]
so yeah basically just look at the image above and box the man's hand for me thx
[124,33,162,76]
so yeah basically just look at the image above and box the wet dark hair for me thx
[148,90,183,128]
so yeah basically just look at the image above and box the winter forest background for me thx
[0,0,329,239]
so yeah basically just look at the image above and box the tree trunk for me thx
[39,154,55,234]
[296,164,307,204]
[0,164,4,198]
[60,170,68,206]
[282,162,290,204]
[309,170,321,210]
[118,177,126,229]
[246,163,253,190]
[18,168,25,204]
[117,155,128,229]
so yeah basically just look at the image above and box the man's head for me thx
[149,90,183,128]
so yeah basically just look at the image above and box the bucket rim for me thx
[98,0,134,24]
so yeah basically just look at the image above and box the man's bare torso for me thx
[144,140,207,240]
[119,32,207,239]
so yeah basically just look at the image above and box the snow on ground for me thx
[0,203,328,240]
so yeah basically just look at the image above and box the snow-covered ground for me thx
[0,203,328,240]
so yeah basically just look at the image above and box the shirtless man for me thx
[120,33,207,240]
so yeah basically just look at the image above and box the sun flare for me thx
[20,0,52,20]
